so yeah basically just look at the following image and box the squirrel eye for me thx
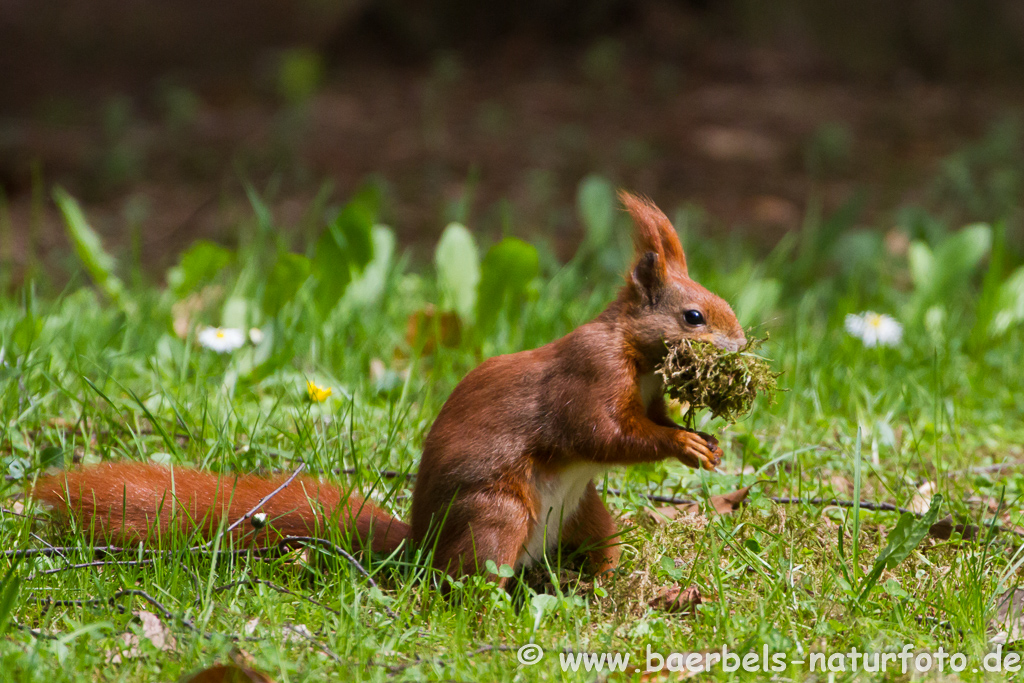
[684,310,705,326]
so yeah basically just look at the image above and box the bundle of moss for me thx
[656,338,778,424]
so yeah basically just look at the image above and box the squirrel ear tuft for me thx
[631,251,665,303]
[619,190,688,277]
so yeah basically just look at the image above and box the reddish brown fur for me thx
[35,191,747,587]
[34,462,408,553]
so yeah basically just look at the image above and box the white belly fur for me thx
[516,463,606,569]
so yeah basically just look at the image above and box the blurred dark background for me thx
[3,0,1024,281]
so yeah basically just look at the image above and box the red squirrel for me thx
[34,191,746,587]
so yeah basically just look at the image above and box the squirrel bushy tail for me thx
[34,463,409,553]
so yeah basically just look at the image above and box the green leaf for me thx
[311,195,377,315]
[12,313,42,352]
[38,445,64,469]
[53,187,126,305]
[346,225,396,306]
[334,203,375,271]
[989,265,1024,337]
[0,561,22,635]
[907,241,934,291]
[312,227,353,315]
[264,252,311,316]
[435,222,480,321]
[858,495,943,603]
[167,240,233,296]
[476,238,539,335]
[932,223,992,292]
[577,175,616,247]
[530,594,560,620]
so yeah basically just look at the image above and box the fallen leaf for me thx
[928,515,980,541]
[282,623,315,644]
[649,584,702,614]
[179,664,275,683]
[405,305,462,354]
[751,195,799,226]
[991,588,1024,645]
[828,474,854,496]
[693,126,782,163]
[105,633,141,664]
[230,648,258,669]
[647,486,754,524]
[909,481,937,515]
[105,610,176,664]
[243,618,260,637]
[136,609,176,652]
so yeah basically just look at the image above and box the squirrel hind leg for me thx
[428,491,532,589]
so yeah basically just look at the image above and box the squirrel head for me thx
[617,190,746,365]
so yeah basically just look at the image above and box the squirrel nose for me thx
[714,333,745,353]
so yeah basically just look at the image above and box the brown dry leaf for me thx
[751,195,799,226]
[909,481,937,515]
[967,496,1002,513]
[179,664,275,683]
[405,305,462,354]
[928,515,980,541]
[828,474,854,496]
[693,126,782,163]
[171,286,222,339]
[991,588,1024,645]
[647,486,754,524]
[105,610,176,664]
[230,648,259,669]
[106,633,141,664]
[136,609,176,652]
[649,584,702,614]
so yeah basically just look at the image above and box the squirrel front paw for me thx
[675,430,723,471]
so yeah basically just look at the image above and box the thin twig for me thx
[277,536,398,620]
[282,623,342,662]
[221,464,307,537]
[26,558,156,580]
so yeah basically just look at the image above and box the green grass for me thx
[2,173,1024,682]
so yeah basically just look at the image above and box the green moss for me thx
[656,338,778,424]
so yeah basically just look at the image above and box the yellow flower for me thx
[306,380,333,403]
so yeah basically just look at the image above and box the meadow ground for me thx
[2,171,1024,681]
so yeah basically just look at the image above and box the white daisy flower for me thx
[197,326,246,353]
[845,311,903,347]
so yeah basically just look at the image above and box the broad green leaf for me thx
[12,313,42,352]
[931,223,992,294]
[476,238,539,335]
[166,240,233,296]
[435,222,480,320]
[221,296,251,330]
[264,252,311,316]
[38,445,63,469]
[990,266,1024,336]
[311,194,377,314]
[530,593,560,621]
[334,204,375,271]
[346,225,396,306]
[577,175,616,247]
[312,226,353,315]
[53,187,125,305]
[858,494,942,602]
[907,241,933,291]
